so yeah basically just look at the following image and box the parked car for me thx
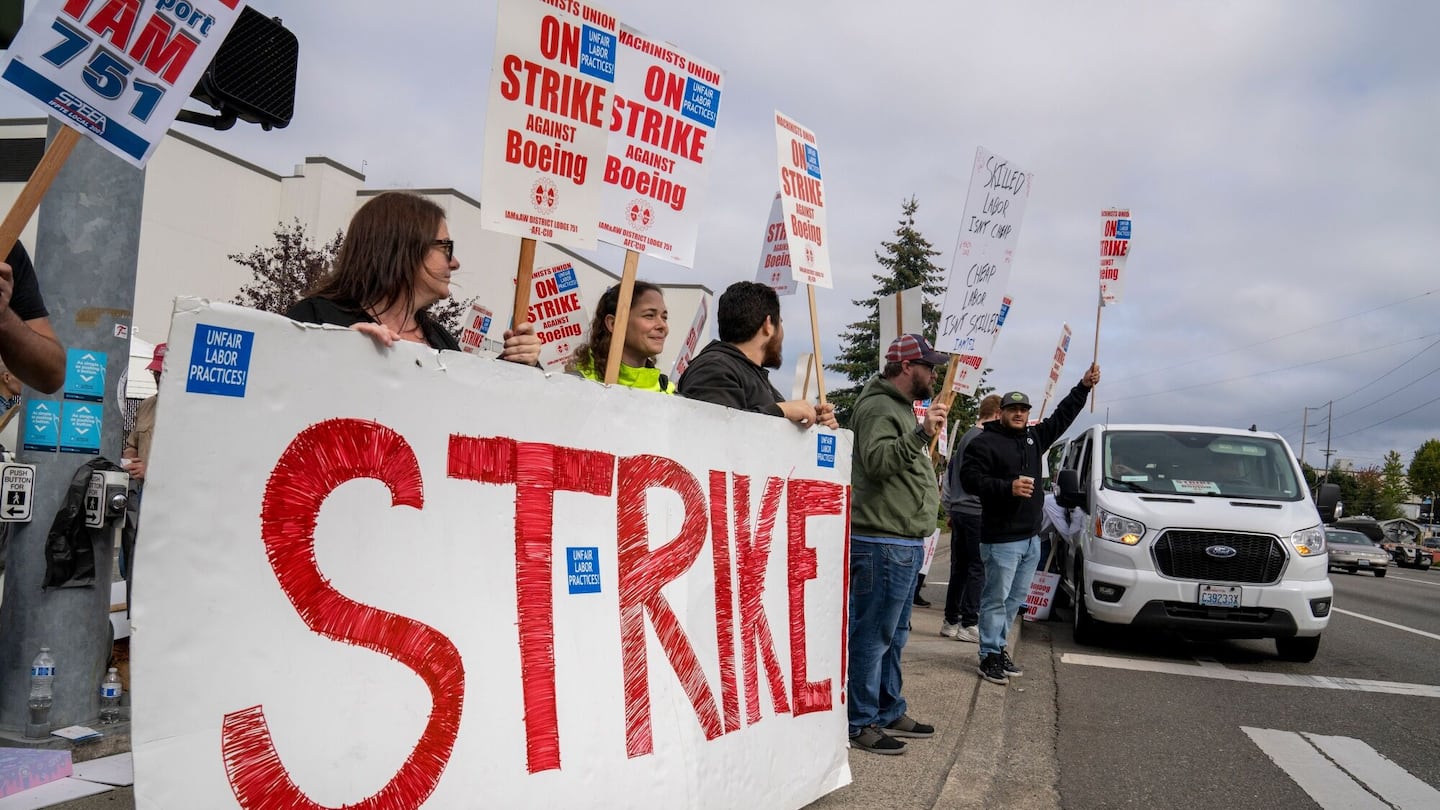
[1334,517,1434,570]
[1424,538,1440,565]
[1325,528,1391,577]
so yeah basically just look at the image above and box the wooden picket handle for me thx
[602,250,641,385]
[0,127,81,259]
[929,360,961,460]
[806,285,826,404]
[1090,295,1102,412]
[511,237,537,330]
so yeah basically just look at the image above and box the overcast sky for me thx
[9,1,1439,474]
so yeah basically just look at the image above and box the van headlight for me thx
[1289,525,1326,557]
[1095,509,1145,546]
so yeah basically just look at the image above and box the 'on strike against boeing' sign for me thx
[132,301,852,809]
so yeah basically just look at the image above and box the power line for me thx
[1101,332,1440,405]
[1329,338,1440,408]
[1331,392,1440,441]
[1332,362,1440,423]
[1107,286,1440,385]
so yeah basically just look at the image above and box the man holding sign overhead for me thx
[845,333,949,755]
[962,364,1100,687]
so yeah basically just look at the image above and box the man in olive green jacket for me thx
[845,333,949,755]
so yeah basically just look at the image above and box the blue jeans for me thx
[978,536,1041,659]
[847,537,923,735]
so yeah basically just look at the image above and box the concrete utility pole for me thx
[1300,406,1310,468]
[0,121,143,738]
[1321,400,1335,485]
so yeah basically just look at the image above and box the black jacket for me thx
[959,381,1090,544]
[286,296,460,351]
[676,340,784,417]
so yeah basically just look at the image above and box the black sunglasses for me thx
[431,239,455,261]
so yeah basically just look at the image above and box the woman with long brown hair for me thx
[288,191,539,363]
[569,281,674,393]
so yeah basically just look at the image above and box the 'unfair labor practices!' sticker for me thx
[567,547,601,594]
[817,434,836,469]
[186,324,254,398]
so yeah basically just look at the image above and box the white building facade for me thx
[0,118,712,399]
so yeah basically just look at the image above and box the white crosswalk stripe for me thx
[1243,727,1440,809]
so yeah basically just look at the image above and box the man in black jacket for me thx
[960,364,1100,685]
[677,281,837,428]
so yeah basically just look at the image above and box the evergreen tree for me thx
[827,197,979,428]
[231,219,471,334]
[1378,450,1408,520]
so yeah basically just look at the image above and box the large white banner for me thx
[0,0,247,167]
[936,148,1034,392]
[773,112,832,289]
[481,0,618,248]
[754,192,798,297]
[597,26,723,266]
[1099,208,1132,306]
[132,301,851,809]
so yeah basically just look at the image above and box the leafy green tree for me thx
[231,219,471,334]
[1349,467,1384,518]
[1409,439,1440,522]
[827,197,969,428]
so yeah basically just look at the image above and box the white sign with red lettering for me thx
[480,0,619,248]
[754,192,797,297]
[0,0,247,167]
[773,112,832,289]
[1099,208,1132,306]
[937,148,1033,378]
[526,261,587,371]
[133,300,852,809]
[597,26,723,266]
[951,295,1013,397]
[459,301,504,358]
[669,294,708,380]
[1040,323,1072,410]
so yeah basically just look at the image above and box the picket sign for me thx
[1023,572,1060,622]
[131,300,851,809]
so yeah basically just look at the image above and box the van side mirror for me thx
[1057,469,1087,512]
[1314,483,1341,523]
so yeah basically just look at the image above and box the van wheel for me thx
[1276,635,1320,662]
[1072,561,1098,646]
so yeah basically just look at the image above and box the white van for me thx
[1053,424,1341,662]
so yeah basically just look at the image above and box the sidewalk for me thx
[805,581,1059,810]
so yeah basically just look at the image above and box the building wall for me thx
[0,120,711,376]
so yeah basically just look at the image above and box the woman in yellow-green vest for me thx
[570,281,676,393]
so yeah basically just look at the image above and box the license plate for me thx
[1357,559,1370,566]
[1198,584,1241,608]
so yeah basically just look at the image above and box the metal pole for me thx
[1321,400,1334,485]
[0,122,143,736]
[1299,406,1309,469]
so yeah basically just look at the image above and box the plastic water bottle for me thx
[99,667,122,724]
[27,647,55,723]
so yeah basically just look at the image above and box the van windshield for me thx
[1102,430,1303,501]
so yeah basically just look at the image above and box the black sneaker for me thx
[976,653,1009,685]
[884,714,935,739]
[913,592,932,607]
[851,725,906,755]
[999,649,1024,678]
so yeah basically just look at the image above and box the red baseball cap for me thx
[884,333,947,365]
[146,343,167,373]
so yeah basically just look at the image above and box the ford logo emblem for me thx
[1206,545,1238,559]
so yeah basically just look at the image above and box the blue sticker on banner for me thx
[578,25,616,82]
[1116,219,1131,239]
[63,349,107,402]
[567,547,602,594]
[554,266,579,293]
[60,402,101,454]
[681,77,721,126]
[186,324,254,398]
[22,401,59,452]
[817,434,836,468]
[804,144,822,179]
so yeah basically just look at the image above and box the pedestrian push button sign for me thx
[0,463,35,522]
[187,324,254,398]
